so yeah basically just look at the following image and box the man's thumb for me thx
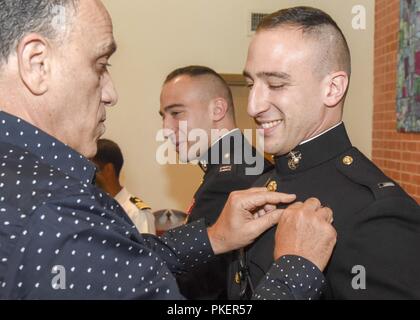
[251,209,284,236]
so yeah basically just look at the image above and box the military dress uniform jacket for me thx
[188,129,272,225]
[114,187,156,235]
[228,123,420,299]
[177,129,272,300]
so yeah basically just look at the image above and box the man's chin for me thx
[178,154,197,164]
[177,156,189,164]
[82,145,97,159]
[98,122,106,136]
[264,141,287,157]
[177,151,201,164]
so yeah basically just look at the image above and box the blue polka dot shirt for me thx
[0,111,325,300]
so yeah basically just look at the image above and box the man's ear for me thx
[17,33,51,95]
[323,71,349,108]
[210,98,229,122]
[103,163,115,176]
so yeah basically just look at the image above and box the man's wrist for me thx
[207,225,226,255]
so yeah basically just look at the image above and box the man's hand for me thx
[207,188,296,255]
[274,198,337,272]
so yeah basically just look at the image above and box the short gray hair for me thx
[0,0,79,65]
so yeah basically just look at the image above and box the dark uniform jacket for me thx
[177,129,272,299]
[228,123,420,299]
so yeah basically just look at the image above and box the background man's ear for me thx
[103,163,116,176]
[323,71,349,108]
[210,98,228,122]
[17,33,51,95]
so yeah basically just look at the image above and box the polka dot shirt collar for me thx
[0,111,95,184]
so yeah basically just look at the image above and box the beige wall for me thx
[101,0,374,211]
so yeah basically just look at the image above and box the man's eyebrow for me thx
[243,70,291,81]
[243,70,252,79]
[99,41,118,57]
[258,71,291,81]
[159,104,184,116]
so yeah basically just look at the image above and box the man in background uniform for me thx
[92,139,156,234]
[229,6,420,299]
[160,66,272,299]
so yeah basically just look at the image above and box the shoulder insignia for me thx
[335,148,407,200]
[129,196,151,210]
[219,165,232,173]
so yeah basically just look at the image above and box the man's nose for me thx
[247,83,268,118]
[102,73,119,107]
[161,118,175,140]
[162,116,174,132]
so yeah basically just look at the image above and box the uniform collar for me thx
[114,187,130,205]
[273,123,352,176]
[198,128,242,173]
[0,111,96,184]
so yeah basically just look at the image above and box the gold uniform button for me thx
[267,181,278,192]
[343,156,354,166]
[235,272,241,284]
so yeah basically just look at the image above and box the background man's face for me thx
[49,0,118,158]
[244,28,327,156]
[92,161,107,190]
[160,75,213,162]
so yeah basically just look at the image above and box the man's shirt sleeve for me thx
[253,255,326,300]
[2,191,213,300]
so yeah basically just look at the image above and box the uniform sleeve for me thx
[144,209,156,235]
[130,208,156,235]
[328,196,420,299]
[253,255,326,300]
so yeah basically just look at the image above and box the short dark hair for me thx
[93,139,124,177]
[0,0,79,65]
[258,6,351,76]
[165,65,226,85]
[164,65,235,118]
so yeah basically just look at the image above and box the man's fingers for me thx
[246,187,277,193]
[285,201,304,210]
[254,208,266,220]
[317,206,334,223]
[303,197,322,211]
[263,204,277,213]
[244,191,296,211]
[249,208,284,236]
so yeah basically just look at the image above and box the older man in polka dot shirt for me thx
[0,0,336,300]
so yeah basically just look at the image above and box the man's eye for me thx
[268,84,285,90]
[171,111,182,117]
[100,63,112,72]
[246,83,254,89]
